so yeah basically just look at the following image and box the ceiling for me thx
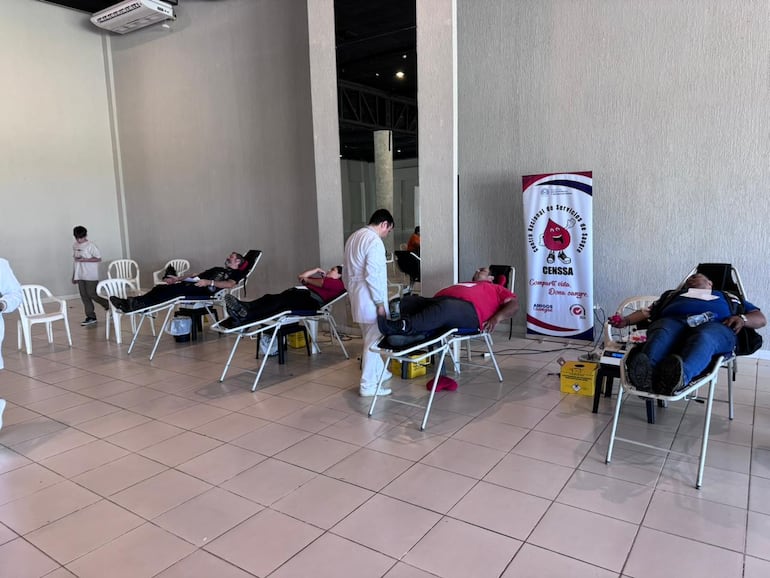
[40,0,417,162]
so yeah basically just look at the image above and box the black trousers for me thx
[240,288,319,323]
[400,295,479,333]
[133,282,213,308]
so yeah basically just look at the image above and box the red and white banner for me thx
[522,172,594,341]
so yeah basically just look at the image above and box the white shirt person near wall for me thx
[0,257,23,429]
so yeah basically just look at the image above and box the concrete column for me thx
[418,0,458,294]
[374,129,394,251]
[307,0,344,264]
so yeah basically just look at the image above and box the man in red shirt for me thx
[378,267,519,336]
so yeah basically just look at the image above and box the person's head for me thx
[327,265,343,279]
[685,273,713,290]
[73,226,88,241]
[472,266,494,283]
[414,226,420,235]
[368,209,395,239]
[225,252,245,270]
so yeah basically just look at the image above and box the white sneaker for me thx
[359,386,392,397]
[0,399,6,431]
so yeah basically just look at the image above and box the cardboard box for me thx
[286,331,307,349]
[390,355,429,379]
[560,361,598,396]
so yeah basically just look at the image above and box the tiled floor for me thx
[2,310,770,577]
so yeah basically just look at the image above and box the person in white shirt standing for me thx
[343,209,395,397]
[72,226,109,326]
[0,257,23,429]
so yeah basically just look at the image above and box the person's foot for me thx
[625,349,652,392]
[657,354,686,395]
[359,385,392,397]
[110,296,129,312]
[224,294,249,323]
[0,399,6,431]
[377,315,409,336]
[80,317,97,327]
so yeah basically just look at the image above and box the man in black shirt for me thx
[110,252,248,312]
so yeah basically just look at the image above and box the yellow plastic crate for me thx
[560,361,598,396]
[286,331,307,349]
[390,355,429,379]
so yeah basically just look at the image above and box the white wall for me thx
[109,0,321,293]
[458,0,770,343]
[0,0,122,294]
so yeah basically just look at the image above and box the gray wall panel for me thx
[111,0,319,291]
[458,0,770,343]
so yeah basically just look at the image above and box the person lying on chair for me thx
[609,273,766,395]
[110,252,249,312]
[378,267,519,340]
[222,266,345,327]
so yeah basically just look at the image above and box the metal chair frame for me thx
[212,293,350,391]
[606,351,728,488]
[368,327,503,430]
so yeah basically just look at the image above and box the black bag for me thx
[736,327,762,356]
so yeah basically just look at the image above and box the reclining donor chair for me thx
[123,250,262,360]
[368,324,504,431]
[606,263,757,488]
[211,291,350,391]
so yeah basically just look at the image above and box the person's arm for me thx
[484,297,520,332]
[365,240,388,317]
[298,267,325,288]
[0,260,23,314]
[610,307,651,328]
[195,277,236,289]
[75,243,102,263]
[723,308,767,333]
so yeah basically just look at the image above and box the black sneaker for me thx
[109,296,129,313]
[224,294,249,323]
[657,355,686,395]
[377,315,409,335]
[625,349,652,392]
[80,317,97,326]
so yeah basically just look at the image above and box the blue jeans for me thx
[643,317,736,383]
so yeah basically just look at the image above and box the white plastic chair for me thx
[108,259,141,292]
[152,259,191,286]
[603,295,659,348]
[17,285,72,354]
[97,278,153,345]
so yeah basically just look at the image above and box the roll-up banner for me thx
[522,172,594,341]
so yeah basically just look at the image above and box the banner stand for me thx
[522,172,594,342]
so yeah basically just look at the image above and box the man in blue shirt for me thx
[610,273,766,394]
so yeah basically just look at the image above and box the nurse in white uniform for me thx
[343,210,394,396]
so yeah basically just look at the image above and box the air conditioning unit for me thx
[90,0,174,34]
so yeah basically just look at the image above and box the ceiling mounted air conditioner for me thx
[90,0,174,35]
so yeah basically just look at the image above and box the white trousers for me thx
[359,321,385,390]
